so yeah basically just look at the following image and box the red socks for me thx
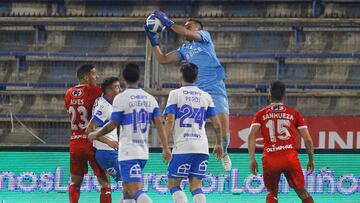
[69,184,80,203]
[266,193,278,203]
[302,196,315,203]
[100,187,112,203]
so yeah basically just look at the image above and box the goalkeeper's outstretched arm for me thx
[152,47,180,64]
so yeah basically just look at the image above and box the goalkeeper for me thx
[144,11,232,171]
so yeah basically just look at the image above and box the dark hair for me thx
[76,64,95,80]
[101,77,119,92]
[122,63,140,84]
[270,81,286,101]
[188,18,203,30]
[180,63,198,83]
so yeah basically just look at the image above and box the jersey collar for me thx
[271,102,283,105]
[103,96,112,105]
[182,83,196,87]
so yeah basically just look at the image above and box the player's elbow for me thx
[158,57,170,64]
[247,132,256,142]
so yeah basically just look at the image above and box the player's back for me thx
[65,84,102,140]
[165,85,217,155]
[252,103,307,155]
[111,88,160,161]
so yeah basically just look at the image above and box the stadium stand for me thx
[0,0,359,146]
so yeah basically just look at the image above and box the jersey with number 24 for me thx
[164,85,217,155]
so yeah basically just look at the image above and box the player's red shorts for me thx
[69,138,106,177]
[262,150,305,192]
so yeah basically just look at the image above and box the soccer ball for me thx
[146,14,165,34]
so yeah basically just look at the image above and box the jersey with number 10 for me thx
[251,103,307,155]
[111,88,160,161]
[164,85,217,155]
[65,85,102,139]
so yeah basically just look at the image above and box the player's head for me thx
[180,62,198,84]
[76,64,98,86]
[101,77,121,100]
[269,81,286,102]
[122,63,140,86]
[185,18,203,31]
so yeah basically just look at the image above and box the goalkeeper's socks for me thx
[223,133,230,154]
[134,190,153,203]
[69,184,80,203]
[191,188,206,203]
[302,196,314,203]
[100,187,112,203]
[171,186,188,203]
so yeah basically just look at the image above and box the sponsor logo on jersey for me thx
[271,105,285,111]
[129,164,142,178]
[177,164,191,174]
[71,89,83,98]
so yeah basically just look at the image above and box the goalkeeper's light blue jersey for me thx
[176,30,227,97]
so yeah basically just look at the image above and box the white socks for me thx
[171,186,188,203]
[192,188,206,203]
[134,190,153,203]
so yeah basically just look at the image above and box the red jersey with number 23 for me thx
[251,103,307,155]
[65,84,102,139]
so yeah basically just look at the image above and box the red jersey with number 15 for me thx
[65,85,102,139]
[251,103,307,155]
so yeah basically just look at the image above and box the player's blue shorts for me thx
[211,94,229,115]
[95,150,121,182]
[168,153,209,179]
[119,159,147,183]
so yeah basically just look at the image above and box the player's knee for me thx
[97,175,110,188]
[295,188,310,200]
[189,178,202,192]
[70,175,83,186]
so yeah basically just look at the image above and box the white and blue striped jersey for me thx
[91,96,118,151]
[111,88,160,161]
[164,85,217,155]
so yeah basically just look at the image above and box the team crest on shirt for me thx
[71,89,84,98]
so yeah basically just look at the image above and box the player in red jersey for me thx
[248,81,315,203]
[64,64,111,203]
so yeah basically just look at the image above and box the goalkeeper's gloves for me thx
[153,10,174,29]
[144,22,159,46]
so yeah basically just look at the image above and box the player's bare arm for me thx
[170,24,202,41]
[86,120,118,149]
[153,10,202,41]
[86,120,98,134]
[299,128,315,174]
[210,115,224,160]
[154,116,172,163]
[248,124,260,175]
[88,120,118,141]
[152,47,180,64]
[164,114,175,140]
